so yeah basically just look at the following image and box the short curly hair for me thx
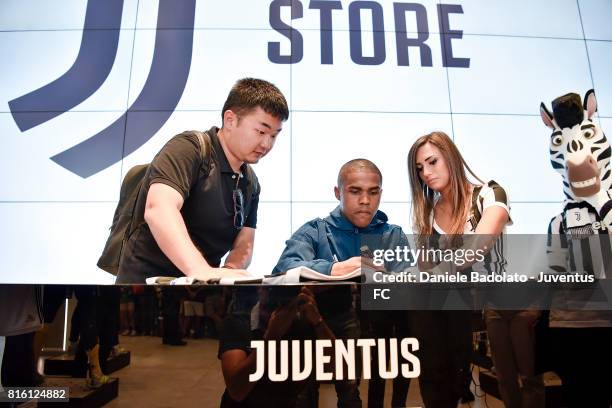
[221,78,289,124]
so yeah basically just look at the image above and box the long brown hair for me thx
[407,131,483,236]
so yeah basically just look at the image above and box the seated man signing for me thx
[272,159,410,408]
[273,158,408,277]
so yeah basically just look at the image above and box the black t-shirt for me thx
[116,127,260,283]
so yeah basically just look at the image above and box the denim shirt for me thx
[273,205,410,275]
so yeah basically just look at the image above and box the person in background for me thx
[120,286,136,336]
[183,287,205,338]
[219,286,335,407]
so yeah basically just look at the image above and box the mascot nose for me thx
[587,156,595,166]
[566,154,598,176]
[572,155,597,169]
[567,139,584,153]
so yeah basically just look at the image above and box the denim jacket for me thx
[273,205,410,275]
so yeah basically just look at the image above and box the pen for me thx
[324,223,342,262]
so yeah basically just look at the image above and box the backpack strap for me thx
[189,129,258,203]
[133,131,211,233]
[469,185,484,229]
[196,129,258,199]
[196,130,258,219]
[243,164,256,202]
[472,185,483,215]
[194,130,212,176]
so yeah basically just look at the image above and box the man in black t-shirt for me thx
[218,286,335,407]
[116,78,288,283]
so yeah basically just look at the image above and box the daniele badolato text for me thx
[249,338,420,382]
[373,270,595,283]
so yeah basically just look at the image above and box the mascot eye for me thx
[583,129,595,139]
[551,135,563,146]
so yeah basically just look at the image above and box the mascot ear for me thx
[584,89,597,120]
[540,102,555,129]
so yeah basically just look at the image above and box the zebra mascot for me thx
[540,89,612,230]
[539,89,612,408]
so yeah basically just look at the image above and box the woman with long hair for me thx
[407,132,541,408]
[408,131,509,239]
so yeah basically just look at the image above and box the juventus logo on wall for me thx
[8,0,196,178]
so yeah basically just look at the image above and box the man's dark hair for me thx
[337,158,383,188]
[221,78,289,124]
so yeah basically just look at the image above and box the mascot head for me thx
[540,89,611,200]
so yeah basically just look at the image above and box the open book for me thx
[144,275,263,285]
[261,266,362,285]
[144,266,363,285]
[145,276,198,285]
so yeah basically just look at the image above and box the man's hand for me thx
[224,227,256,270]
[330,256,384,276]
[191,267,251,283]
[330,256,362,276]
[298,286,336,342]
[264,304,298,340]
[297,287,322,326]
[361,256,386,272]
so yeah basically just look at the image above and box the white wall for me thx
[0,0,610,283]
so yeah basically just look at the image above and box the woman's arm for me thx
[474,205,509,236]
[425,201,510,273]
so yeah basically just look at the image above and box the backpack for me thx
[97,131,212,275]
